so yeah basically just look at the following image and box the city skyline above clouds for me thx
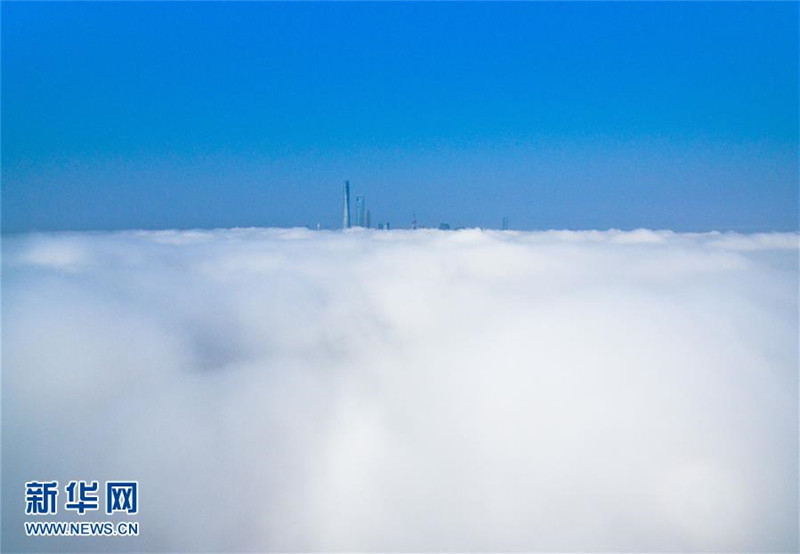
[2,2,798,552]
[2,1,797,232]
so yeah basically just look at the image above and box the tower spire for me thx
[342,180,351,229]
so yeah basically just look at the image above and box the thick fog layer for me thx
[2,228,798,552]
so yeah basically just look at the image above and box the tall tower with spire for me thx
[342,180,351,229]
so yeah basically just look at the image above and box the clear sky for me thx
[2,1,797,232]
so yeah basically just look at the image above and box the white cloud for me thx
[2,228,797,552]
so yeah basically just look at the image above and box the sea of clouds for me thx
[2,227,798,552]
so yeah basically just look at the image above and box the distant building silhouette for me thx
[502,216,509,230]
[439,223,450,230]
[342,180,351,229]
[366,209,371,229]
[355,195,366,227]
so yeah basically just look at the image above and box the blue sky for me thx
[2,1,797,232]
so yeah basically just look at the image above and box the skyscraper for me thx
[355,195,366,228]
[342,180,351,229]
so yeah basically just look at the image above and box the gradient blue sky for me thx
[2,1,797,232]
